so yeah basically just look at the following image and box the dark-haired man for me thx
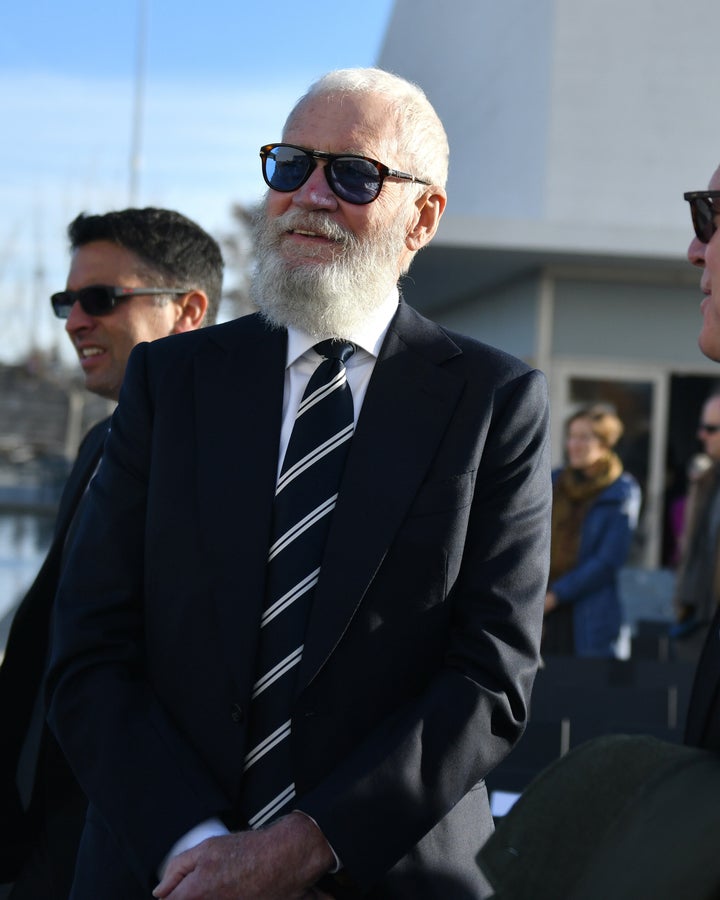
[0,207,223,899]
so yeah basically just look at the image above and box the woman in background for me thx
[543,405,642,658]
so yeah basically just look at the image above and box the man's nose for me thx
[688,235,707,268]
[292,162,337,210]
[65,300,94,334]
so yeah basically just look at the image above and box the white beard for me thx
[251,200,409,339]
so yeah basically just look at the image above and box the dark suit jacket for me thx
[684,605,720,749]
[47,305,551,899]
[0,418,108,894]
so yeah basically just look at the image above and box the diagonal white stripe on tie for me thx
[276,424,354,493]
[251,646,304,699]
[261,570,321,627]
[296,371,347,417]
[244,720,292,770]
[267,496,338,560]
[248,783,296,830]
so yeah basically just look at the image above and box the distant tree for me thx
[220,202,257,320]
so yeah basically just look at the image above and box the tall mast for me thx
[129,0,147,207]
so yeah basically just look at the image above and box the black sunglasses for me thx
[699,423,720,434]
[259,143,431,205]
[684,191,720,244]
[50,285,191,319]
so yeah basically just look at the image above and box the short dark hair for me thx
[67,207,224,325]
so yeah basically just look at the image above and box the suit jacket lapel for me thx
[298,304,465,688]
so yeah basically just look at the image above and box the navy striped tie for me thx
[240,339,356,829]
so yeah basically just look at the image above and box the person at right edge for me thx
[543,405,641,658]
[683,167,720,750]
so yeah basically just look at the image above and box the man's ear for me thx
[173,290,209,333]
[405,188,447,252]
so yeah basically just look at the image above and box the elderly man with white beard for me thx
[47,68,552,900]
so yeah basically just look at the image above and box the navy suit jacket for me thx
[47,304,551,899]
[0,418,107,892]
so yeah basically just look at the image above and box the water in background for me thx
[0,511,54,656]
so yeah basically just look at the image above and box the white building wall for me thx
[380,0,555,218]
[378,0,720,258]
[434,275,541,360]
[552,278,712,367]
[545,0,702,227]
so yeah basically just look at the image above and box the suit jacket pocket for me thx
[406,471,475,518]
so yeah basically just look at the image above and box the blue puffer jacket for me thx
[550,469,642,657]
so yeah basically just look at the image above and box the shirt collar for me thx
[285,287,399,368]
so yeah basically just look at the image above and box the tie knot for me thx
[313,339,356,364]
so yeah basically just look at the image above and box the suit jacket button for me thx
[231,703,244,724]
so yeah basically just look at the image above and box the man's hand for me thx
[153,812,335,900]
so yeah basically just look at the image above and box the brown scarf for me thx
[549,452,624,583]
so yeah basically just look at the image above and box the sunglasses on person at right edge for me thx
[685,190,720,244]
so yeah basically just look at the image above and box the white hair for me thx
[284,67,449,190]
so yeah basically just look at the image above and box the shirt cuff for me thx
[158,817,230,878]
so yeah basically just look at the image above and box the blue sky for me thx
[0,0,396,363]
